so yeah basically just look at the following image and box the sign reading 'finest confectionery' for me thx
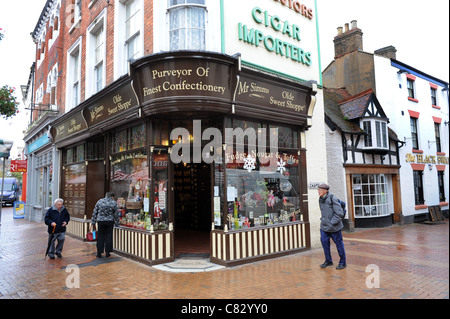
[133,57,235,105]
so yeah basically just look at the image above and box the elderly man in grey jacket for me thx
[91,192,119,258]
[318,184,347,269]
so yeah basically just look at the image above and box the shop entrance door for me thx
[173,163,211,257]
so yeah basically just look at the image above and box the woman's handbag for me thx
[86,224,97,242]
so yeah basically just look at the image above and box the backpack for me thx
[330,194,347,214]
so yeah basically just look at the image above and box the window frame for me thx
[362,118,388,150]
[410,117,419,150]
[431,87,437,106]
[66,37,82,112]
[114,0,144,79]
[407,78,415,99]
[167,0,207,51]
[413,170,425,205]
[86,9,107,97]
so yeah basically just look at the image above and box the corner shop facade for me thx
[52,51,318,266]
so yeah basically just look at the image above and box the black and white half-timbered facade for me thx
[324,88,403,230]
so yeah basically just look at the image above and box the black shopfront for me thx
[53,51,317,266]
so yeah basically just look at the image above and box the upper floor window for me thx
[406,74,418,102]
[67,38,82,111]
[125,0,141,62]
[434,122,442,153]
[431,87,437,106]
[74,0,82,23]
[168,0,206,51]
[115,0,143,78]
[407,78,415,99]
[47,63,58,107]
[362,119,388,150]
[87,10,106,96]
[410,117,419,150]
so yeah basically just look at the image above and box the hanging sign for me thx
[10,160,28,173]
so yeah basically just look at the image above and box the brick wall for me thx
[33,0,153,118]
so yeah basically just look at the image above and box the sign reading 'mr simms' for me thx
[53,111,88,143]
[83,81,138,127]
[235,74,310,116]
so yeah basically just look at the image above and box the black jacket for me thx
[44,205,70,234]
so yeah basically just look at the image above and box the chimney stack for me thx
[334,20,363,58]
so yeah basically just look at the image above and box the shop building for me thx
[25,0,327,266]
[23,0,63,222]
[324,88,403,230]
[323,21,449,225]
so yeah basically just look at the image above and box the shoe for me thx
[96,254,102,258]
[336,264,347,270]
[56,253,62,258]
[105,253,111,257]
[48,256,55,259]
[320,261,333,268]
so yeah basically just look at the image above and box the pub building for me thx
[52,51,318,266]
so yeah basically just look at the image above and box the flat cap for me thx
[318,183,330,190]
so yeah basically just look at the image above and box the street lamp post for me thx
[0,139,14,228]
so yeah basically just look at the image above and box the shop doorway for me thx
[173,163,211,257]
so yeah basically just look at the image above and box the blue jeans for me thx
[320,229,346,265]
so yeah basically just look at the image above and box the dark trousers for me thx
[48,232,65,257]
[320,229,346,265]
[96,221,114,254]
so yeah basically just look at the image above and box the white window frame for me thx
[36,83,44,104]
[166,0,207,51]
[114,0,144,79]
[86,9,107,97]
[362,118,388,150]
[48,6,61,50]
[66,37,82,112]
[352,174,390,218]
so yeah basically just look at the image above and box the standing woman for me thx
[91,192,119,258]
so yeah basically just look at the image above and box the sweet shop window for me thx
[110,151,150,230]
[225,149,301,229]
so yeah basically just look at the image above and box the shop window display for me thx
[152,149,169,230]
[225,149,301,229]
[111,151,150,230]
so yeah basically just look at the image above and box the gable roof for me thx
[324,88,389,134]
[324,88,364,134]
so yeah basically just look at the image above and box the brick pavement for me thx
[0,206,448,302]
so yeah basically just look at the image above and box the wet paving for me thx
[0,206,448,303]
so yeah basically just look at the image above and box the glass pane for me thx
[111,151,149,230]
[153,150,169,230]
[131,124,145,149]
[225,149,301,228]
[112,129,128,153]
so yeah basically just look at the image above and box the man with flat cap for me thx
[317,183,347,269]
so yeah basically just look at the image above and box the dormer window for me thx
[362,119,388,150]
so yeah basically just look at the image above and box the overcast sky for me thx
[0,0,449,159]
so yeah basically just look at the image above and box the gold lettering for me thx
[405,153,416,163]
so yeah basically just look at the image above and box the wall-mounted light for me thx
[428,163,433,171]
